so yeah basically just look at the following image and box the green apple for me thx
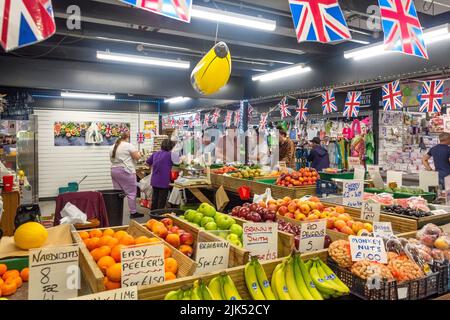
[198,203,216,217]
[229,224,243,238]
[201,216,215,227]
[226,233,240,242]
[216,215,236,230]
[179,215,186,220]
[230,239,243,248]
[218,231,228,239]
[184,209,197,222]
[192,212,204,225]
[205,222,218,231]
[214,212,224,221]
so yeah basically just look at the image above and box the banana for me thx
[245,260,266,300]
[317,259,350,294]
[315,261,342,296]
[192,280,204,300]
[221,274,242,300]
[190,287,201,300]
[181,287,192,300]
[309,261,336,296]
[285,257,304,300]
[254,258,276,300]
[293,255,315,300]
[297,257,323,300]
[164,289,181,300]
[208,276,225,300]
[200,281,214,300]
[271,263,282,300]
[273,262,292,300]
[305,260,313,271]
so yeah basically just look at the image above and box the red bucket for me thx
[2,175,14,192]
[237,186,251,201]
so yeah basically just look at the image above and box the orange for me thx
[119,235,135,246]
[83,238,89,246]
[164,246,172,259]
[111,244,126,262]
[0,280,17,296]
[86,237,101,251]
[106,263,122,282]
[102,228,115,237]
[7,276,22,288]
[2,270,19,281]
[89,229,103,238]
[0,278,4,287]
[79,231,89,240]
[99,235,113,247]
[145,219,158,231]
[97,256,116,275]
[91,246,111,262]
[0,264,7,276]
[106,237,119,248]
[165,271,176,281]
[148,238,160,244]
[164,257,178,274]
[104,277,121,291]
[135,236,151,245]
[20,268,29,282]
[335,206,345,214]
[113,230,128,240]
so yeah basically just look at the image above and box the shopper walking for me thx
[147,139,180,210]
[110,132,143,219]
[422,132,450,188]
[279,130,296,168]
[308,137,330,172]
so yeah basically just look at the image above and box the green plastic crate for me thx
[364,188,386,194]
[257,178,277,185]
[320,172,355,181]
[0,257,28,271]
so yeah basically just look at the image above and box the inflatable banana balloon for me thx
[190,42,232,96]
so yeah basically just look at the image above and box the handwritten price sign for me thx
[194,238,230,275]
[361,201,381,222]
[373,222,394,238]
[349,236,387,263]
[342,180,363,208]
[298,220,327,253]
[243,222,278,261]
[121,243,165,287]
[72,287,138,300]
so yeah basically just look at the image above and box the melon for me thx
[14,222,48,250]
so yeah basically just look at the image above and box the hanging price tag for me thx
[361,201,381,222]
[29,244,80,300]
[342,180,364,208]
[71,287,138,300]
[349,236,387,263]
[297,220,327,253]
[373,222,394,238]
[243,222,278,261]
[194,231,230,275]
[348,157,361,170]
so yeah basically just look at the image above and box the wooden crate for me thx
[137,250,329,300]
[232,216,294,258]
[71,220,196,293]
[165,214,250,268]
[210,173,224,186]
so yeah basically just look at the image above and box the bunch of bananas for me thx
[164,274,242,300]
[244,256,276,300]
[253,254,349,300]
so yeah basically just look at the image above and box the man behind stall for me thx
[307,137,330,172]
[279,129,295,169]
[422,132,450,188]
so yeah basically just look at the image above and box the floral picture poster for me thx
[54,121,131,146]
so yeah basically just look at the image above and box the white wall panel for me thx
[34,109,158,198]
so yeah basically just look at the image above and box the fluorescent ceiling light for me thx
[61,92,116,100]
[344,23,449,61]
[96,51,190,69]
[252,64,312,82]
[165,97,190,104]
[191,6,276,31]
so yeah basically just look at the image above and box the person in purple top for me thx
[146,139,180,210]
[307,137,330,172]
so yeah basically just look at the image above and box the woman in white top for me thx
[110,132,142,219]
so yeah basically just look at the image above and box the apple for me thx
[230,239,243,247]
[299,203,311,215]
[278,206,288,216]
[268,203,278,213]
[229,224,243,237]
[285,212,295,219]
[227,233,240,242]
[214,212,224,220]
[249,212,262,222]
[250,203,258,212]
[169,226,180,234]
[218,231,228,240]
[205,221,218,231]
[180,232,194,245]
[201,216,215,227]
[243,203,251,208]
[192,212,204,225]
[266,213,276,221]
[161,218,173,229]
[198,203,216,217]
[177,228,186,235]
[216,215,236,230]
[238,207,250,219]
[184,210,197,222]
[179,215,186,220]
[287,203,297,213]
[231,206,241,217]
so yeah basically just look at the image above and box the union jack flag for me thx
[188,117,193,128]
[378,0,428,59]
[382,80,403,111]
[194,113,200,126]
[177,118,185,129]
[296,99,308,122]
[120,0,192,23]
[137,132,145,144]
[343,91,362,118]
[248,103,254,118]
[419,80,444,113]
[225,110,233,128]
[203,112,210,127]
[259,113,268,130]
[0,0,56,52]
[234,110,240,127]
[322,89,337,115]
[288,0,351,43]
[170,117,176,127]
[279,97,291,118]
[211,109,221,124]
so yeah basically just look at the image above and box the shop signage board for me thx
[121,243,165,287]
[353,166,366,181]
[361,201,381,222]
[194,233,230,275]
[419,170,439,192]
[348,157,361,170]
[29,245,79,300]
[349,236,388,264]
[243,222,278,261]
[373,222,394,238]
[342,180,364,208]
[387,170,403,186]
[71,287,138,300]
[297,220,327,253]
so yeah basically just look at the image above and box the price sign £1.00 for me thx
[349,236,387,264]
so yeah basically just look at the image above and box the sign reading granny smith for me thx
[243,222,278,261]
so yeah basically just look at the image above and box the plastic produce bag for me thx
[252,188,273,205]
[59,202,87,225]
[138,173,153,199]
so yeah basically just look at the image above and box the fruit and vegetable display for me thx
[181,203,244,248]
[230,202,276,222]
[381,184,426,195]
[79,228,179,290]
[145,218,194,258]
[230,167,263,179]
[275,168,318,187]
[212,166,238,174]
[363,193,394,206]
[0,264,29,298]
[364,193,433,217]
[383,205,433,218]
[404,224,450,262]
[277,220,332,250]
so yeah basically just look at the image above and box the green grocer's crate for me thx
[0,256,28,270]
[320,171,355,181]
[256,178,277,185]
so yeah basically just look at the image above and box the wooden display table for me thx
[0,190,20,236]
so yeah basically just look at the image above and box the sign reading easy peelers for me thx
[342,180,364,208]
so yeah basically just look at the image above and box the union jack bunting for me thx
[0,0,56,52]
[259,113,268,130]
[419,80,444,113]
[203,112,210,127]
[194,112,200,126]
[279,97,291,118]
[288,0,351,43]
[382,80,403,111]
[296,99,309,122]
[234,110,240,127]
[248,103,254,118]
[211,109,221,124]
[225,110,233,128]
[120,0,193,23]
[321,89,337,115]
[170,117,176,127]
[378,0,428,59]
[137,132,145,144]
[177,118,185,129]
[188,117,193,128]
[343,91,362,118]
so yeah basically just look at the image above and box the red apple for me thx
[161,218,173,229]
[169,226,180,234]
[180,232,194,246]
[278,206,288,216]
[231,206,241,216]
[250,203,258,212]
[285,212,295,219]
